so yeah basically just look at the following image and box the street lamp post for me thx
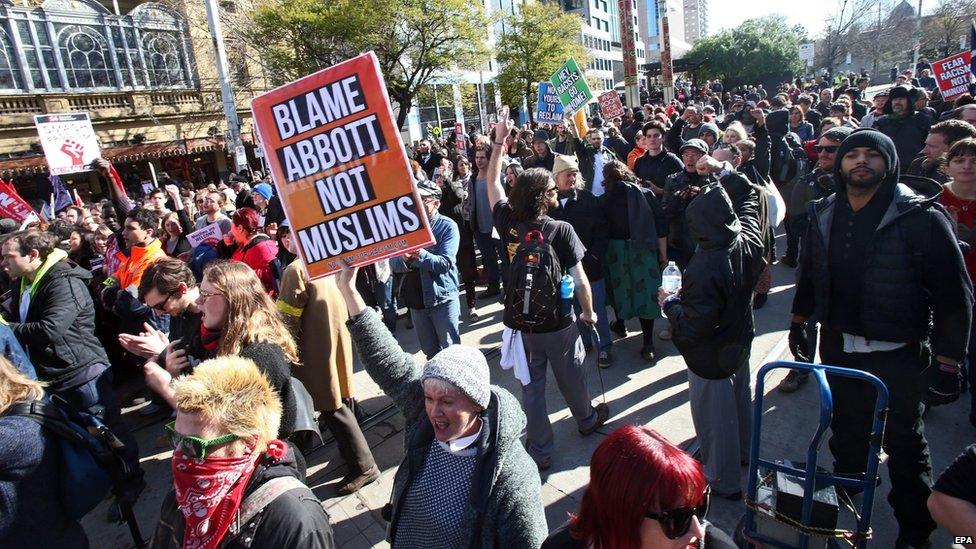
[203,0,247,174]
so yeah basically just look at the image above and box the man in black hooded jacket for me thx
[790,128,972,548]
[872,85,932,171]
[659,153,765,499]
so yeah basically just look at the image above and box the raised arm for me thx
[334,263,425,424]
[486,106,515,212]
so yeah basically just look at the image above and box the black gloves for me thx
[922,358,963,406]
[788,321,811,363]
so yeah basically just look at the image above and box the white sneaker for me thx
[658,329,672,340]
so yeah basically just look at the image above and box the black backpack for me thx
[503,221,564,332]
[770,132,808,185]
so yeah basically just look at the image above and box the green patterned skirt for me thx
[604,239,662,320]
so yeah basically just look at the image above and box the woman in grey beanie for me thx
[334,264,548,548]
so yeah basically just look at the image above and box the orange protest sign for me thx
[250,52,434,280]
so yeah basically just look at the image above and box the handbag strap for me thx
[228,476,311,537]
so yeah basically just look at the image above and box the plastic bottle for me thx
[560,274,574,315]
[662,261,682,293]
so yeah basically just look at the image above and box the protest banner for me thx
[550,59,594,114]
[186,223,224,248]
[932,51,974,101]
[535,82,564,124]
[598,90,626,120]
[250,51,434,280]
[0,179,37,223]
[34,113,101,176]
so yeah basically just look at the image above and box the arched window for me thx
[0,0,196,92]
[142,31,184,87]
[57,25,116,89]
[0,28,20,90]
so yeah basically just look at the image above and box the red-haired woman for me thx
[219,207,280,297]
[542,425,736,549]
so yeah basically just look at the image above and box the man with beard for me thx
[777,126,852,392]
[790,129,972,549]
[548,119,581,156]
[873,85,932,171]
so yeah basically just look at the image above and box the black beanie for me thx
[833,127,899,187]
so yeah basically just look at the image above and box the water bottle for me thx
[662,261,682,293]
[560,275,574,316]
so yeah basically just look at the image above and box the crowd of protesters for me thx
[1,63,976,549]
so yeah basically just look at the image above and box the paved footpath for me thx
[84,258,974,548]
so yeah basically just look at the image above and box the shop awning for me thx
[0,137,227,177]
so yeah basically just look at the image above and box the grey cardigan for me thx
[347,309,548,548]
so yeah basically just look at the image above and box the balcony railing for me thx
[0,88,265,128]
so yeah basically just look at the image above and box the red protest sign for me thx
[0,179,36,223]
[250,52,435,280]
[932,51,973,101]
[598,90,626,120]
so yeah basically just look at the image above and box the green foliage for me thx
[495,3,588,119]
[685,16,805,84]
[249,0,490,127]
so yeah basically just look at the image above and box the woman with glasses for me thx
[542,425,735,549]
[151,356,334,549]
[0,357,88,547]
[143,260,298,439]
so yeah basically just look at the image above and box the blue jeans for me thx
[373,277,398,332]
[410,298,461,360]
[574,277,612,352]
[474,231,506,287]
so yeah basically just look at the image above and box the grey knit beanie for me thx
[421,345,490,409]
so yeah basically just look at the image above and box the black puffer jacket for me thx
[873,91,932,171]
[8,257,109,388]
[794,136,972,360]
[150,447,334,549]
[663,172,765,379]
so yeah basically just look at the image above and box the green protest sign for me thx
[550,58,593,113]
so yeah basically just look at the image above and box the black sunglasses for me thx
[147,290,177,312]
[645,487,711,539]
[814,145,839,153]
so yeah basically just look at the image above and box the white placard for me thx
[186,222,223,248]
[34,113,101,176]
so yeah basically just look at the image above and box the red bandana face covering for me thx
[171,450,259,549]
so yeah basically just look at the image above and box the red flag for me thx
[72,188,83,207]
[107,164,128,200]
[0,179,38,223]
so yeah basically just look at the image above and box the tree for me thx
[818,0,879,75]
[248,0,490,128]
[927,0,976,58]
[684,16,805,85]
[495,3,588,121]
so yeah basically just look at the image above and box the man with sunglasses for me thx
[118,258,202,375]
[151,356,334,548]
